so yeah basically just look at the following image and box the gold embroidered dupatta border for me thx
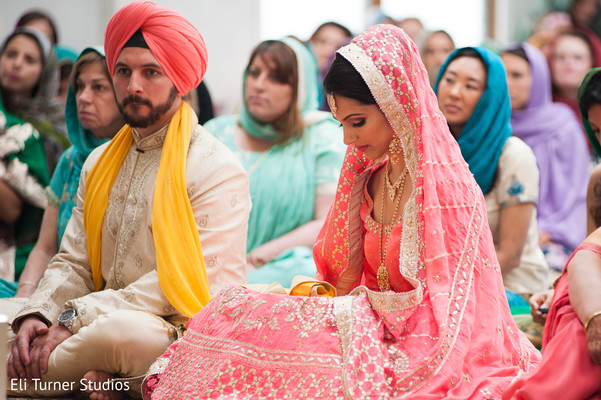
[314,25,535,397]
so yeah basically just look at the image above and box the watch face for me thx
[59,309,76,322]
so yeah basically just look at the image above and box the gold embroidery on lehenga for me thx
[209,288,336,341]
[387,345,409,374]
[338,28,490,395]
[333,295,354,361]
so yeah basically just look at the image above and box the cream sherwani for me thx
[4,123,251,397]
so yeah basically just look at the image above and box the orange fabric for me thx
[104,1,207,95]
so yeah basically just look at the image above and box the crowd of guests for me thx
[1,0,601,398]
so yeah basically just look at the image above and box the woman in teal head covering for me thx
[434,47,549,305]
[205,38,345,287]
[12,47,123,298]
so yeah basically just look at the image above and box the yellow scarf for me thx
[84,102,210,317]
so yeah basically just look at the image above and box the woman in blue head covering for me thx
[13,47,123,298]
[205,38,345,287]
[434,47,549,304]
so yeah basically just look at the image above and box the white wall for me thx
[260,0,369,40]
[1,0,491,115]
[0,0,261,115]
[380,0,486,47]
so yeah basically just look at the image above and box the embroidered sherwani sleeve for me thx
[62,130,250,331]
[64,270,172,334]
[187,127,250,294]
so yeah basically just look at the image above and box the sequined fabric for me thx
[310,24,541,398]
[145,24,541,400]
[147,287,346,399]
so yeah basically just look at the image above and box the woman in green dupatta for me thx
[13,47,124,298]
[205,38,345,287]
[0,69,49,296]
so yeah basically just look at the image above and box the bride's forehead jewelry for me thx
[327,93,337,118]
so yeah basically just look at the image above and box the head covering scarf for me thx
[433,46,512,195]
[234,37,333,253]
[0,27,67,171]
[50,47,115,243]
[65,47,111,161]
[55,44,78,71]
[104,1,207,95]
[579,68,601,157]
[508,43,589,251]
[85,2,210,317]
[239,37,321,141]
[0,27,58,100]
[314,24,538,397]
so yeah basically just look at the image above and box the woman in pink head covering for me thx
[142,24,539,399]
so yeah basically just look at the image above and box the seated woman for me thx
[0,27,69,175]
[13,47,124,298]
[204,37,345,287]
[0,30,51,298]
[502,43,589,274]
[15,10,78,104]
[142,24,539,400]
[526,11,571,59]
[434,47,549,305]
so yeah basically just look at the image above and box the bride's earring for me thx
[388,136,401,165]
[327,93,337,118]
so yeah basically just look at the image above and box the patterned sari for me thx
[142,25,539,399]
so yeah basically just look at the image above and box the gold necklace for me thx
[384,161,408,201]
[377,165,408,292]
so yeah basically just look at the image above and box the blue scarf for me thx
[434,46,512,195]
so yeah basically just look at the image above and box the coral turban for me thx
[104,1,207,95]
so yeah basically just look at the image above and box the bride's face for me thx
[331,94,397,161]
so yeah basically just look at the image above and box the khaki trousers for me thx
[2,298,176,397]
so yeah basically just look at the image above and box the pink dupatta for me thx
[143,25,539,400]
[313,24,540,398]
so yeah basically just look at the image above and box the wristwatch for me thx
[57,308,77,332]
